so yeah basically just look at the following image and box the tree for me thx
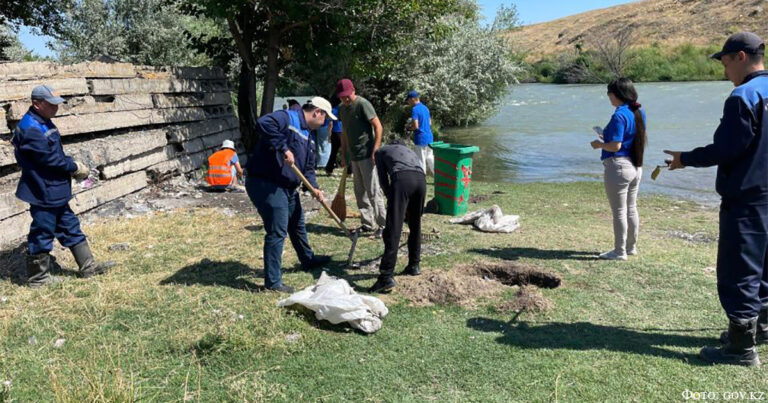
[183,0,467,149]
[394,15,523,127]
[51,0,210,66]
[490,3,520,32]
[0,25,33,61]
[0,0,72,34]
[588,26,636,79]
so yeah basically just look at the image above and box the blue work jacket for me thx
[12,108,77,207]
[681,71,768,204]
[247,109,318,190]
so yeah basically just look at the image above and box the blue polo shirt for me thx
[331,106,342,133]
[411,102,433,146]
[600,104,645,161]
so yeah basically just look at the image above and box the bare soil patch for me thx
[394,262,561,308]
[496,286,554,314]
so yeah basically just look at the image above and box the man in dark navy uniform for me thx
[12,85,110,287]
[665,32,768,366]
[246,97,336,293]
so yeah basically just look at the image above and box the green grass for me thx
[0,179,765,401]
[529,43,729,83]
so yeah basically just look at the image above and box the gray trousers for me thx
[351,158,387,230]
[603,157,642,254]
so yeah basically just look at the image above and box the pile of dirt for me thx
[394,262,561,308]
[496,286,554,314]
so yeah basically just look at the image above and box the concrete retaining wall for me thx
[0,61,243,248]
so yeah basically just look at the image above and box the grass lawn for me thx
[0,178,765,401]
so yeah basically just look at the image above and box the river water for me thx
[441,82,735,205]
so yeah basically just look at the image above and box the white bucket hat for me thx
[221,140,235,150]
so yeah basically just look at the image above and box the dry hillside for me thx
[509,0,768,62]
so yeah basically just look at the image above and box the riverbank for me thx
[0,177,763,400]
[524,43,726,84]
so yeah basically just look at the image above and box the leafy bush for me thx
[385,16,524,127]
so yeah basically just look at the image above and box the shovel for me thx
[289,164,359,267]
[331,169,348,221]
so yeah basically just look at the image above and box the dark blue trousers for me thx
[717,202,768,319]
[27,204,86,255]
[246,176,314,289]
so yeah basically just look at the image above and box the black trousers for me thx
[326,131,342,174]
[379,171,426,277]
[717,202,768,319]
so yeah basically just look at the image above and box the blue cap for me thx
[405,90,419,101]
[31,85,65,105]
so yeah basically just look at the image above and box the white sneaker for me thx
[598,250,627,261]
[627,248,637,256]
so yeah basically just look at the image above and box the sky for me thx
[18,0,640,59]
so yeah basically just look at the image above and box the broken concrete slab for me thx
[64,128,168,168]
[166,117,239,144]
[0,212,32,249]
[8,94,155,120]
[0,62,137,81]
[0,78,90,102]
[0,109,9,135]
[152,92,231,109]
[138,66,225,80]
[0,142,13,168]
[0,188,25,221]
[100,146,175,179]
[88,78,229,96]
[70,171,148,214]
[53,107,207,136]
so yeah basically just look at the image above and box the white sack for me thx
[449,205,520,233]
[277,272,388,333]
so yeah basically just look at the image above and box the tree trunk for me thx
[260,27,280,116]
[238,62,260,153]
[228,10,260,152]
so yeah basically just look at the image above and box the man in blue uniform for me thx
[665,32,768,366]
[246,97,336,293]
[406,91,434,175]
[12,85,110,287]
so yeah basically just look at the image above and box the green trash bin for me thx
[430,142,480,216]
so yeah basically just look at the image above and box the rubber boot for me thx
[720,308,768,345]
[26,253,55,288]
[70,241,110,278]
[701,317,761,366]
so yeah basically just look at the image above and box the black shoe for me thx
[267,284,295,293]
[720,308,768,345]
[302,255,331,271]
[701,317,761,366]
[400,264,421,276]
[368,277,396,293]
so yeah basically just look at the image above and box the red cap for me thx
[335,79,355,97]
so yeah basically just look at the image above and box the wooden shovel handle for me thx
[289,164,349,233]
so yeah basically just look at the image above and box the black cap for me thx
[711,32,765,60]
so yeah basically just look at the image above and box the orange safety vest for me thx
[206,149,236,186]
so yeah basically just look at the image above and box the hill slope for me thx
[509,0,768,61]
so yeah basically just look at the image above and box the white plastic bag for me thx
[277,272,388,333]
[449,205,520,233]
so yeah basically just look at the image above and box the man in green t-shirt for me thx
[336,78,387,233]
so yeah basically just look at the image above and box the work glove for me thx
[72,161,90,180]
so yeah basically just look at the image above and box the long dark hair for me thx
[607,78,646,167]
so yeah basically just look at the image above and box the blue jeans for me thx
[28,204,87,255]
[246,176,314,289]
